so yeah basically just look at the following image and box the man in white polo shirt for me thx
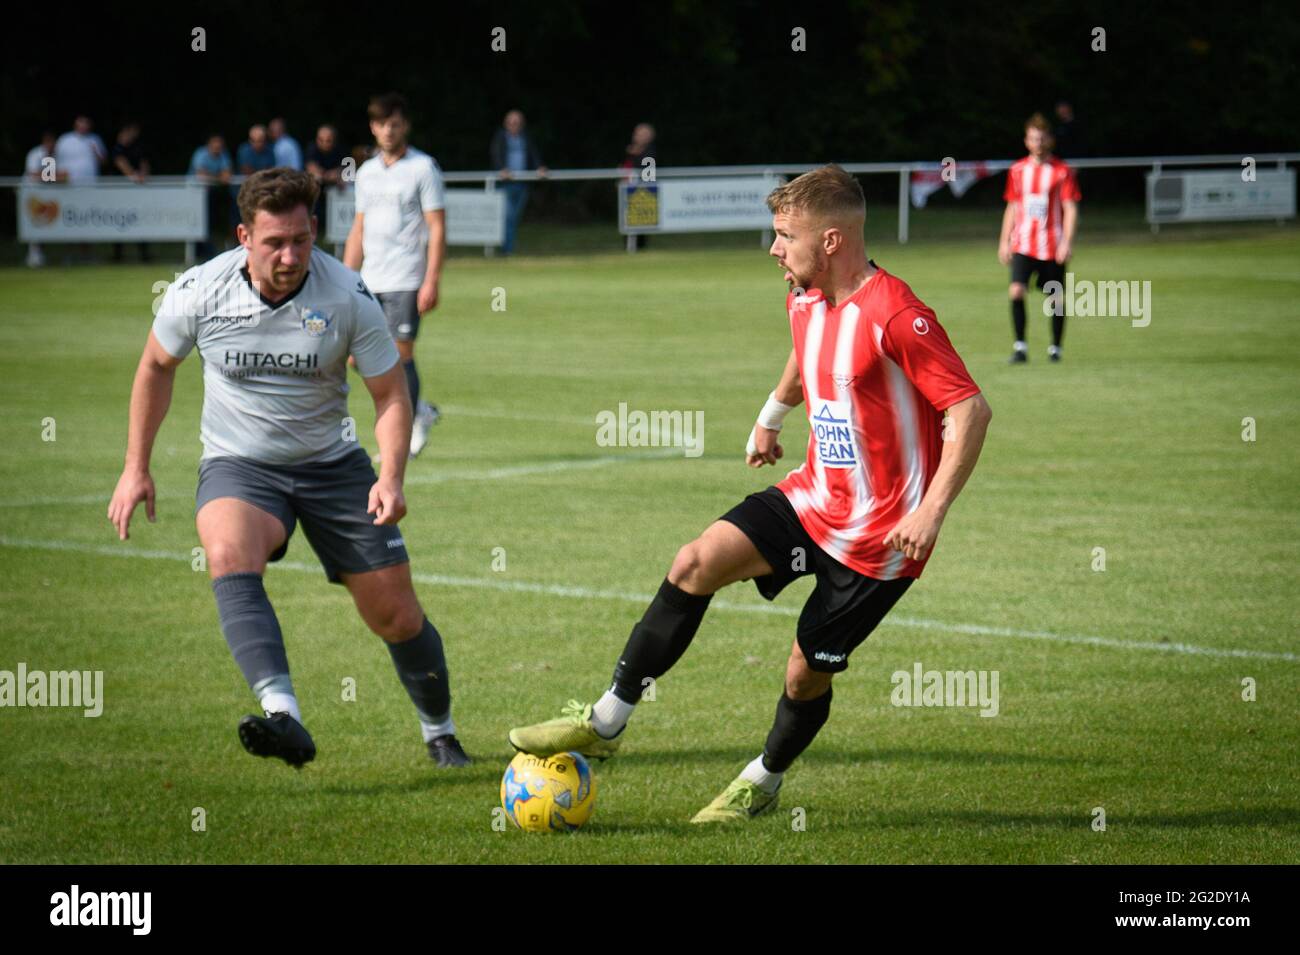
[344,92,446,457]
[54,115,107,184]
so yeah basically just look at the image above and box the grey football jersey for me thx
[152,247,399,465]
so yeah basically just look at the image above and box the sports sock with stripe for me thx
[608,578,712,710]
[212,572,299,718]
[387,616,453,741]
[253,673,302,723]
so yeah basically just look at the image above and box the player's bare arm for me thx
[344,213,366,370]
[362,361,413,524]
[418,208,446,314]
[1056,198,1078,264]
[884,391,992,561]
[747,347,803,468]
[998,201,1016,265]
[107,331,184,540]
[343,211,364,271]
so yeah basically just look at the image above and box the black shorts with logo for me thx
[1010,252,1065,291]
[194,446,409,584]
[719,486,913,673]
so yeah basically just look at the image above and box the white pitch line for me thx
[1,534,1295,664]
[0,491,193,509]
[403,448,684,485]
[0,449,686,507]
[436,404,599,427]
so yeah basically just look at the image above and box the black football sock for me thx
[1051,312,1066,349]
[1011,298,1027,343]
[762,687,834,773]
[609,578,712,704]
[387,617,452,731]
[402,359,420,408]
[213,572,290,691]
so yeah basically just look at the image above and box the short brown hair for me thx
[237,167,319,227]
[1025,112,1053,135]
[368,91,408,123]
[766,164,865,223]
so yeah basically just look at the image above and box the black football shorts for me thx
[719,486,913,673]
[1010,252,1065,291]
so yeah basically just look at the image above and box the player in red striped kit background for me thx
[999,113,1081,363]
[508,164,992,822]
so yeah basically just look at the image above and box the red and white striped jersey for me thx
[775,267,981,580]
[1003,156,1081,261]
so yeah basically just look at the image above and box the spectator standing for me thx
[54,115,107,261]
[235,125,276,239]
[237,125,276,175]
[111,122,152,262]
[489,109,547,255]
[621,122,656,173]
[189,134,233,257]
[269,117,303,170]
[23,131,64,268]
[55,115,107,183]
[305,124,348,222]
[621,122,657,249]
[26,131,61,182]
[1053,101,1088,159]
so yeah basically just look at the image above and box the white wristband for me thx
[756,392,795,432]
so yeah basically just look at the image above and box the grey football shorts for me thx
[194,446,409,585]
[376,290,420,342]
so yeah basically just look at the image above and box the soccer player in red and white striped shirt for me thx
[508,165,992,823]
[998,113,1081,363]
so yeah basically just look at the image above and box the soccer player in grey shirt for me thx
[344,92,446,458]
[107,168,470,769]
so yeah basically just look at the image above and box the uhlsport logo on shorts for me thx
[300,308,332,337]
[811,400,858,469]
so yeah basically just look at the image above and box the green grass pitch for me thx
[1,219,1297,863]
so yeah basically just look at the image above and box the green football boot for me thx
[690,775,780,824]
[508,699,623,760]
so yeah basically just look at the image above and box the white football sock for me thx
[260,691,301,723]
[420,711,456,743]
[1013,340,1028,352]
[740,754,783,794]
[591,691,635,738]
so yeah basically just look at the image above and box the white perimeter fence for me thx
[4,152,1296,263]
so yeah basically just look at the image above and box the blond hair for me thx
[766,164,865,223]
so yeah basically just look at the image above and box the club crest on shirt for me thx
[810,400,859,469]
[300,308,332,337]
[832,373,856,392]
